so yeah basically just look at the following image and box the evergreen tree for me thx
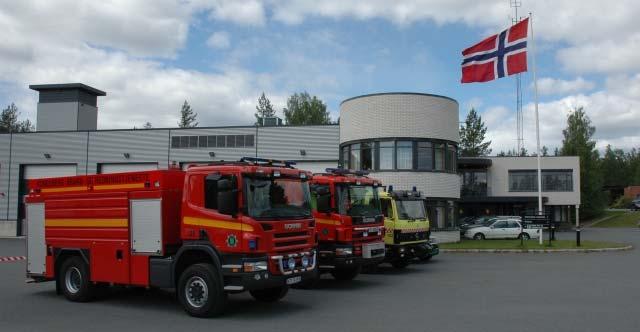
[0,103,34,133]
[459,108,492,156]
[178,100,198,128]
[560,106,605,219]
[143,122,153,129]
[541,146,549,156]
[283,92,331,125]
[254,92,276,125]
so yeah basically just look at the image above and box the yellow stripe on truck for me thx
[41,186,87,193]
[183,217,254,232]
[316,219,339,225]
[45,218,128,227]
[93,183,146,190]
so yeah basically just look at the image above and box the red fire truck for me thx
[306,168,385,282]
[25,158,317,317]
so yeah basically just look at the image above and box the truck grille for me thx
[274,231,307,238]
[351,215,383,225]
[394,230,429,244]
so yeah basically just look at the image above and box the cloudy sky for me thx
[1,0,639,154]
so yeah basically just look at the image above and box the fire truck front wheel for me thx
[178,263,227,318]
[249,286,289,302]
[59,256,95,302]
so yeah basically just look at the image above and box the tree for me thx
[541,146,549,156]
[282,92,331,125]
[0,103,34,133]
[143,122,153,129]
[459,108,492,157]
[178,100,198,128]
[254,92,276,125]
[560,106,605,219]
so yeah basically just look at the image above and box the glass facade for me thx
[509,170,573,192]
[460,170,487,197]
[340,139,457,173]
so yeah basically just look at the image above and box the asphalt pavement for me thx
[1,227,639,332]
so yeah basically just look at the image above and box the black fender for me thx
[150,241,223,289]
[52,248,90,294]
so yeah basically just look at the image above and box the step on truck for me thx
[25,157,317,317]
[307,168,385,282]
[379,188,439,269]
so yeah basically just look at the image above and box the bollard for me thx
[551,225,556,241]
[576,228,581,247]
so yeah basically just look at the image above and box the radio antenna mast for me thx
[510,0,524,154]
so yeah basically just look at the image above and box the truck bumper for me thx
[317,242,385,271]
[224,268,317,292]
[386,241,439,261]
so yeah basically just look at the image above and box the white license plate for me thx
[286,276,302,285]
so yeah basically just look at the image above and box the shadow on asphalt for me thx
[306,277,382,291]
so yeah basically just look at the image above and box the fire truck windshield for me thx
[396,200,427,220]
[244,177,312,220]
[337,185,381,217]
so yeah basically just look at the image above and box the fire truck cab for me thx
[379,188,439,268]
[307,168,385,282]
[25,158,317,317]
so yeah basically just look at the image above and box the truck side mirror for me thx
[217,179,238,216]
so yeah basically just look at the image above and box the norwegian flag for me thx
[461,18,529,83]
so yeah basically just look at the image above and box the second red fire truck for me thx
[306,168,385,283]
[25,158,317,317]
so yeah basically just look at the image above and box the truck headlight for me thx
[335,247,353,256]
[243,261,268,272]
[301,255,310,268]
[287,257,296,270]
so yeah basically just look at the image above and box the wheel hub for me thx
[65,267,82,294]
[186,276,208,308]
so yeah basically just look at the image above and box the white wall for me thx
[487,156,580,205]
[340,93,459,143]
[369,171,460,199]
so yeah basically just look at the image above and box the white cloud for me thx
[556,33,640,74]
[207,0,266,26]
[206,31,231,49]
[535,77,595,95]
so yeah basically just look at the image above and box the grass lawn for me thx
[593,211,640,228]
[440,239,628,250]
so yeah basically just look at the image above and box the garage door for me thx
[23,164,77,179]
[98,163,158,174]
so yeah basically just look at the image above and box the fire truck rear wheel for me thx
[249,286,289,302]
[59,256,95,302]
[178,263,227,318]
[330,267,360,281]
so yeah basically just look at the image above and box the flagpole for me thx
[529,12,544,245]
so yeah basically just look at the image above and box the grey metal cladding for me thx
[0,134,11,219]
[7,132,87,220]
[77,104,98,131]
[37,102,78,132]
[169,127,257,162]
[88,130,171,173]
[257,125,339,160]
[37,89,98,107]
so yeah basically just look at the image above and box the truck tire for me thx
[330,267,360,281]
[519,233,531,240]
[250,286,289,302]
[391,259,410,269]
[59,256,95,302]
[178,263,227,318]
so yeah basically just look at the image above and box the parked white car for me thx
[463,218,540,240]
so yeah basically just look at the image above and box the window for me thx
[379,141,394,170]
[396,141,413,170]
[349,144,361,170]
[509,170,573,192]
[245,135,255,147]
[461,170,487,197]
[189,136,198,148]
[381,199,393,218]
[447,145,457,172]
[506,220,521,228]
[361,142,375,171]
[492,220,508,228]
[226,135,236,148]
[171,136,180,148]
[180,136,189,148]
[198,136,208,148]
[235,135,244,147]
[341,146,349,168]
[417,141,433,170]
[207,135,217,147]
[434,143,445,170]
[216,135,226,147]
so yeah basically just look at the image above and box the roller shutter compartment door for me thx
[98,163,158,174]
[22,164,77,179]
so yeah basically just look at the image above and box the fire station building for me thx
[0,84,580,237]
